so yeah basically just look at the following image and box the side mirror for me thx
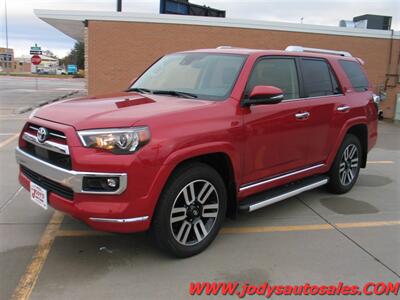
[242,86,284,107]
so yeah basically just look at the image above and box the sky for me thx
[1,0,399,58]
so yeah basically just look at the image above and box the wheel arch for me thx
[346,124,368,168]
[327,118,369,170]
[165,152,238,218]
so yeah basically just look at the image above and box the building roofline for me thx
[34,9,400,42]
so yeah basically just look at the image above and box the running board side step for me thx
[239,175,329,212]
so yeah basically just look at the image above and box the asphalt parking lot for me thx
[0,77,399,300]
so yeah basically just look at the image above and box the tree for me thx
[60,42,84,70]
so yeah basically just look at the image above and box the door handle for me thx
[337,105,351,112]
[295,112,310,120]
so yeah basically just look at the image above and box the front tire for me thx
[328,134,362,194]
[151,163,227,258]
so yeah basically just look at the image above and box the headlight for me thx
[77,127,150,154]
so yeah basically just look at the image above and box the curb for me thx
[14,90,80,114]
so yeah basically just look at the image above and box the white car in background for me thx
[56,68,67,75]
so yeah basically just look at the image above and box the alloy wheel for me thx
[170,180,219,246]
[339,144,359,186]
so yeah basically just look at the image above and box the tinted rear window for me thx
[339,60,369,92]
[301,59,339,97]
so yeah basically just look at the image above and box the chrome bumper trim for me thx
[23,132,70,155]
[29,125,67,139]
[89,216,149,223]
[15,147,127,195]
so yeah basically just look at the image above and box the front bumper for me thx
[15,147,128,194]
[16,146,152,232]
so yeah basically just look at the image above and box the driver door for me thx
[242,57,310,185]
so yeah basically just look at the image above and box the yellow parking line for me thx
[56,230,112,237]
[220,223,333,234]
[0,133,19,148]
[336,220,400,229]
[55,219,400,237]
[221,220,400,234]
[10,211,64,300]
[367,160,395,164]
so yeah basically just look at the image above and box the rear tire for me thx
[151,163,227,258]
[328,134,362,194]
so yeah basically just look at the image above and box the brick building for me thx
[0,47,15,73]
[35,10,400,119]
[14,56,32,73]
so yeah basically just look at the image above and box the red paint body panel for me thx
[17,49,377,233]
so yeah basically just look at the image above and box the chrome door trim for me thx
[23,132,70,155]
[239,163,325,192]
[281,94,344,103]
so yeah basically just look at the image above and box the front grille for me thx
[22,123,72,170]
[24,142,72,170]
[21,166,74,200]
[27,123,67,143]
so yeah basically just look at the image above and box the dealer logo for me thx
[37,127,48,143]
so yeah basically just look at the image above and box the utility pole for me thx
[4,0,9,75]
[117,0,122,12]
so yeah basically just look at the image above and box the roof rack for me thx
[285,45,352,57]
[216,46,254,50]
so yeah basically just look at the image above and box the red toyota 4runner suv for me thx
[16,46,378,257]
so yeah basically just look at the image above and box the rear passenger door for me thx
[299,58,346,165]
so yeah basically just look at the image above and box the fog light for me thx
[107,178,117,188]
[82,177,120,192]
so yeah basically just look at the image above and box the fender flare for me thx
[143,142,241,218]
[326,116,368,168]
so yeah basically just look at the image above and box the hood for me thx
[34,91,213,130]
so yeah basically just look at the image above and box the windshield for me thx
[130,53,247,100]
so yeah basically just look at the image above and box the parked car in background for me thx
[56,68,67,75]
[16,46,379,257]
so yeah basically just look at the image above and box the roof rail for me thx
[217,46,245,49]
[285,45,352,57]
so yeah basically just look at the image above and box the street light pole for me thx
[117,0,122,12]
[4,0,10,75]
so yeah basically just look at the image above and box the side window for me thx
[246,58,299,100]
[339,60,369,92]
[330,69,341,94]
[301,59,339,97]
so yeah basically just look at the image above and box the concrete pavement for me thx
[0,76,85,116]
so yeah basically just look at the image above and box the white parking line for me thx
[0,186,23,213]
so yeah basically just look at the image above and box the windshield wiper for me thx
[152,90,198,99]
[127,87,152,94]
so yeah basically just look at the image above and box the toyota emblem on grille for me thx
[37,127,48,143]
